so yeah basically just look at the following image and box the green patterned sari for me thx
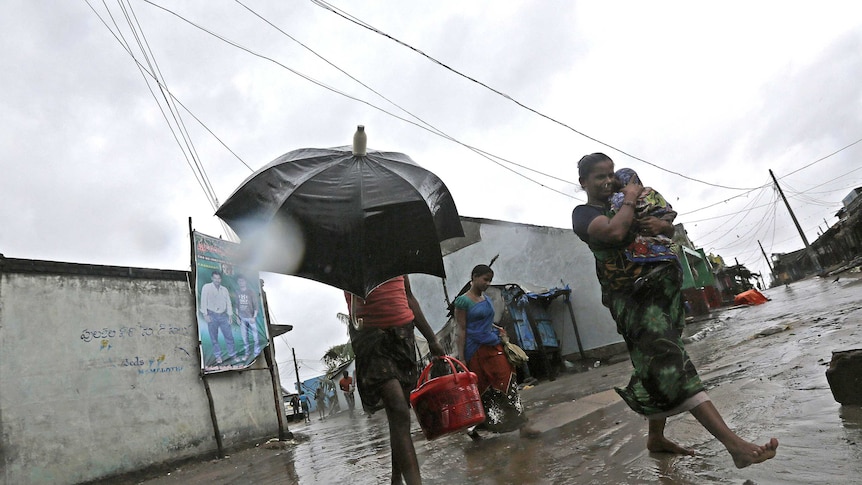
[591,222,705,416]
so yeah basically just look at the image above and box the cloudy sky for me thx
[3,1,861,385]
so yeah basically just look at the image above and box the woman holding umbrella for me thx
[217,128,460,484]
[346,275,444,485]
[572,152,778,468]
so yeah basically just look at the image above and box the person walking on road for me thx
[455,264,530,440]
[299,392,310,423]
[327,383,340,416]
[315,385,326,421]
[572,152,778,469]
[345,275,445,485]
[339,370,356,418]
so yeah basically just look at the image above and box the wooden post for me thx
[293,348,302,394]
[261,281,291,440]
[201,374,225,458]
[563,292,586,361]
[770,169,822,273]
[189,217,225,458]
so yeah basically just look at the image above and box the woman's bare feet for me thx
[646,435,696,456]
[729,438,779,469]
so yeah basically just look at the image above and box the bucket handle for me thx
[416,355,470,388]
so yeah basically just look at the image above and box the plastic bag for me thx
[500,333,529,367]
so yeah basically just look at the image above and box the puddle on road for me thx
[285,277,862,484]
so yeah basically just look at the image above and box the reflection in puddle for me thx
[839,405,862,430]
[291,277,862,484]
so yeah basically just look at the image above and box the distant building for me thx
[772,187,862,284]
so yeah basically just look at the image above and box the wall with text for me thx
[0,260,278,485]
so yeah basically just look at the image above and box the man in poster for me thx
[235,274,261,359]
[199,270,236,365]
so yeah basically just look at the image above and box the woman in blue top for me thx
[455,264,528,438]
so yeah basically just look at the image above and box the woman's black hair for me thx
[577,152,613,180]
[471,264,494,279]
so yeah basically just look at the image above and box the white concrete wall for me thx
[409,217,624,360]
[0,263,279,485]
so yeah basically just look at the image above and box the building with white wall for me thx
[409,217,626,362]
[0,257,283,485]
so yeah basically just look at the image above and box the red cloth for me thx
[468,344,514,394]
[339,376,353,392]
[734,289,768,305]
[344,276,414,328]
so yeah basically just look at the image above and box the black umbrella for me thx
[215,127,464,298]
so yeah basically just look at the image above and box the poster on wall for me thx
[193,231,269,373]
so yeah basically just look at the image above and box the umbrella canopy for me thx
[216,145,464,298]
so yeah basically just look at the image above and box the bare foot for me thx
[730,438,779,469]
[519,425,541,439]
[647,436,696,456]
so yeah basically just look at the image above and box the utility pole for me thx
[758,240,775,283]
[769,169,822,273]
[293,347,302,393]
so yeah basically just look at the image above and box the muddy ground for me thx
[103,275,862,484]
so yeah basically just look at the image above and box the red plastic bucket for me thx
[410,356,486,440]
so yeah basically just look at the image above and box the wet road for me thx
[130,275,862,484]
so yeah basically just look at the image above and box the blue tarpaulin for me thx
[502,285,570,351]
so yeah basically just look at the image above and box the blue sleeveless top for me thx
[454,294,499,362]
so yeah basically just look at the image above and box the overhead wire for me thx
[678,148,862,217]
[118,0,243,240]
[113,0,220,211]
[232,0,579,194]
[98,1,861,272]
[781,136,862,178]
[85,0,219,210]
[140,1,862,218]
[712,200,777,253]
[119,0,218,207]
[312,0,862,221]
[746,160,862,260]
[695,186,775,250]
[139,0,580,201]
[86,0,261,240]
[88,0,238,239]
[308,0,760,192]
[679,139,862,240]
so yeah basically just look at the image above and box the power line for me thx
[101,0,862,259]
[86,1,229,221]
[680,145,862,217]
[141,0,580,201]
[694,186,774,249]
[234,0,580,192]
[309,0,760,191]
[85,0,218,210]
[117,0,220,210]
[85,0,258,240]
[782,136,862,178]
[681,199,776,224]
[138,1,862,218]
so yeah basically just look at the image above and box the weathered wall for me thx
[410,217,624,360]
[0,261,279,485]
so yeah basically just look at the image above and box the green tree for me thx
[322,342,354,375]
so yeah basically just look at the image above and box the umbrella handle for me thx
[349,294,363,330]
